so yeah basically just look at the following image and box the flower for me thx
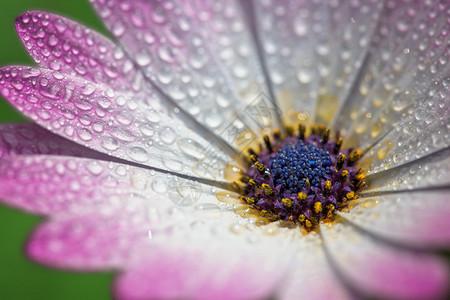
[0,0,449,299]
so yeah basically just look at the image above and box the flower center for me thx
[271,142,332,193]
[236,124,364,231]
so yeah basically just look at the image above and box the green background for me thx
[0,1,113,299]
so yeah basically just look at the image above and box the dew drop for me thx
[177,138,206,160]
[128,146,149,162]
[102,137,119,151]
[160,126,176,144]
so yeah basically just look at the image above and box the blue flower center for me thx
[232,124,365,231]
[271,142,332,193]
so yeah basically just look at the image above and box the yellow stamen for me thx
[298,123,306,140]
[297,192,307,201]
[324,180,332,195]
[337,153,346,169]
[240,196,256,204]
[314,202,323,213]
[334,137,343,154]
[321,128,330,143]
[298,214,306,222]
[286,125,294,136]
[263,135,273,152]
[282,198,293,208]
[249,179,258,188]
[346,191,355,199]
[249,154,257,163]
[339,170,349,182]
[262,183,273,196]
[273,129,281,140]
[254,161,265,172]
[305,219,312,229]
[305,178,311,189]
[349,150,361,164]
[240,175,250,183]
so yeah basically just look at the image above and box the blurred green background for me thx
[0,1,114,299]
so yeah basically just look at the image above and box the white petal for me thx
[251,0,382,125]
[362,147,450,192]
[339,190,450,249]
[359,82,449,174]
[335,0,449,150]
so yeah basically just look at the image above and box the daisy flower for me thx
[0,0,449,299]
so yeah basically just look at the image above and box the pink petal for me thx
[113,221,297,300]
[0,123,106,159]
[321,222,450,300]
[27,212,150,270]
[279,238,351,300]
[0,66,234,181]
[91,0,276,146]
[16,11,138,90]
[250,0,383,122]
[0,155,140,214]
[0,154,222,215]
[335,1,449,150]
[339,190,450,249]
[114,249,278,300]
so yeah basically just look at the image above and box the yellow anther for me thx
[339,170,349,182]
[334,137,343,154]
[354,173,365,184]
[247,148,257,157]
[249,154,257,163]
[349,150,361,164]
[240,175,250,183]
[298,123,306,140]
[254,161,265,172]
[263,135,273,152]
[305,219,312,229]
[327,204,335,212]
[249,179,258,187]
[297,192,307,201]
[282,198,293,208]
[318,124,326,133]
[298,214,306,222]
[305,178,311,189]
[273,129,281,140]
[321,128,330,143]
[324,180,332,195]
[262,183,273,195]
[337,153,346,169]
[286,125,294,136]
[314,202,323,213]
[311,124,318,135]
[240,196,256,204]
[346,191,355,199]
[326,204,335,219]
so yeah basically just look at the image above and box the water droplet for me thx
[140,124,155,137]
[204,110,224,128]
[149,176,166,194]
[160,127,176,144]
[111,127,136,142]
[102,137,119,151]
[77,128,93,141]
[130,168,149,190]
[128,147,149,162]
[177,138,206,160]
